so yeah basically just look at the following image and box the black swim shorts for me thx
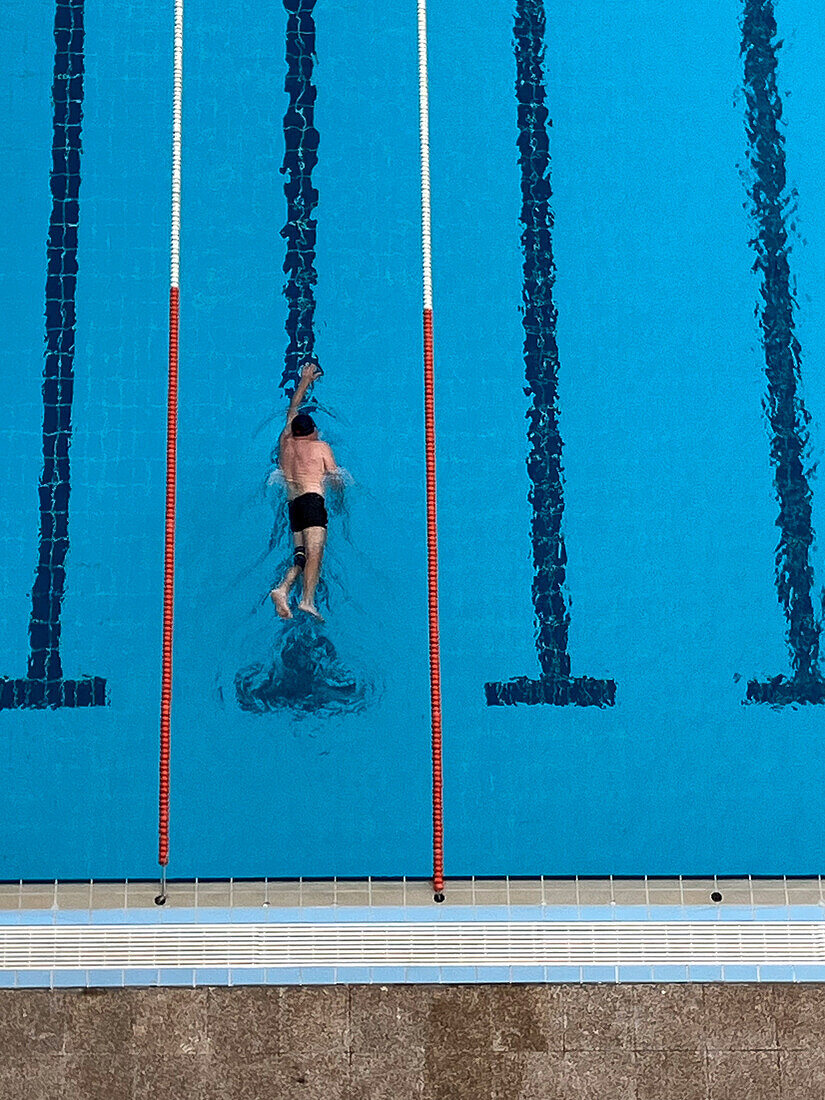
[288,492,328,532]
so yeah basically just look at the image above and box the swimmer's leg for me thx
[297,526,326,621]
[270,534,306,619]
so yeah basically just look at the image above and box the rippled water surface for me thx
[2,0,825,878]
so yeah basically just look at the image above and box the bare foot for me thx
[298,600,324,622]
[270,587,292,619]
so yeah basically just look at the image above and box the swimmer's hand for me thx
[301,360,322,383]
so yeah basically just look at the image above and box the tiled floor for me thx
[0,878,822,911]
[1,984,824,1099]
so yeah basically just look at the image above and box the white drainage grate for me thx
[1,921,824,970]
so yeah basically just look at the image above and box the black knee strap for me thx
[293,546,307,571]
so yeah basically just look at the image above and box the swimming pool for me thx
[2,0,825,883]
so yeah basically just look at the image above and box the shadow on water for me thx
[234,612,374,717]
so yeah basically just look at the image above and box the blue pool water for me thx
[2,0,825,880]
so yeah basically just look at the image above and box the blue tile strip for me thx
[4,963,825,987]
[4,903,825,925]
[0,0,106,710]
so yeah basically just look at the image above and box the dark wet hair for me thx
[291,413,316,437]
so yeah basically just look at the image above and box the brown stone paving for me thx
[0,985,824,1098]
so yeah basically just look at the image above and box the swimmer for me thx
[270,360,340,621]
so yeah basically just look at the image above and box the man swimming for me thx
[270,360,339,621]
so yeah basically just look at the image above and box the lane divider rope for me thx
[417,0,445,901]
[159,0,183,883]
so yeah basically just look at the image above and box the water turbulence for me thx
[234,0,371,717]
[742,0,825,704]
[235,614,371,717]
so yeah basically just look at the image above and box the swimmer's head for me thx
[291,413,317,438]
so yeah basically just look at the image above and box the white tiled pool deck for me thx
[2,879,825,987]
[2,877,824,911]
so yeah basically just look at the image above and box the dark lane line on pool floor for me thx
[280,0,319,396]
[0,0,106,710]
[485,0,615,708]
[742,0,825,705]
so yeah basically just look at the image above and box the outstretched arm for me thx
[282,360,321,436]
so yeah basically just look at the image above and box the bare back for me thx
[279,436,336,499]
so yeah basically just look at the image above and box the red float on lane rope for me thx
[159,285,179,870]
